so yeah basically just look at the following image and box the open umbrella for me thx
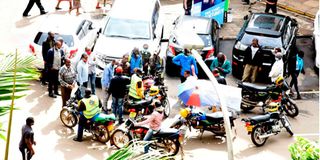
[178,78,242,111]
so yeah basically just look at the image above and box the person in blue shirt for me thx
[172,48,198,83]
[289,50,305,100]
[101,59,117,110]
[210,52,231,78]
[129,48,143,74]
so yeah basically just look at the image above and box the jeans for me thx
[88,73,96,95]
[23,0,45,15]
[76,113,90,140]
[143,129,155,153]
[19,147,33,160]
[79,82,88,98]
[103,87,109,111]
[289,71,300,97]
[111,97,124,122]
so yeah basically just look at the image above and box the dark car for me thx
[232,13,298,81]
[165,15,220,78]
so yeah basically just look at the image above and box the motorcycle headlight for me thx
[234,41,248,51]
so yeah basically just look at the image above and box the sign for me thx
[192,0,227,26]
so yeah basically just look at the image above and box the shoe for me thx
[73,137,82,142]
[40,82,47,86]
[55,92,61,96]
[40,11,48,15]
[23,14,31,17]
[55,7,62,10]
[49,94,57,98]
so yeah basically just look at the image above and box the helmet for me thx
[149,86,159,96]
[266,102,280,113]
[275,76,284,86]
[180,108,190,118]
[115,66,123,74]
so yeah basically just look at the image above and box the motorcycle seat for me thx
[130,99,153,107]
[249,114,271,123]
[206,111,232,120]
[154,128,179,138]
[241,82,274,92]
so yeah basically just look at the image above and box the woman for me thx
[69,0,81,16]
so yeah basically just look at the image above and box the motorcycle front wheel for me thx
[111,129,131,149]
[60,108,78,128]
[162,98,171,118]
[162,138,180,156]
[251,125,268,147]
[283,98,299,117]
[281,117,294,136]
[96,125,110,143]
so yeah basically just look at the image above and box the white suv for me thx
[92,0,164,77]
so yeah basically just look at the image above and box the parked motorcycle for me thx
[110,118,186,156]
[60,97,116,143]
[238,81,299,117]
[242,102,294,147]
[143,67,165,92]
[170,107,237,137]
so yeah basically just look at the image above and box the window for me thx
[282,21,292,48]
[34,32,74,47]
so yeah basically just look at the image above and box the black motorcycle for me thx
[110,119,186,156]
[242,103,294,147]
[238,81,299,117]
[60,97,116,143]
[170,108,237,137]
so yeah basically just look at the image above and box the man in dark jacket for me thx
[265,0,277,14]
[46,41,65,98]
[242,38,263,83]
[41,32,55,85]
[108,66,130,124]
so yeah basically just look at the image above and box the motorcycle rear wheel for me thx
[60,108,78,128]
[96,125,110,143]
[251,125,268,147]
[163,98,171,118]
[283,98,299,117]
[111,129,130,149]
[162,138,180,156]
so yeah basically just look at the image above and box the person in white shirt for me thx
[86,47,97,95]
[269,48,284,82]
[77,53,89,98]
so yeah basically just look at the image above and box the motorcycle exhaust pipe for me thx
[258,133,275,139]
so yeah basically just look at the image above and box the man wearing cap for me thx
[108,66,130,124]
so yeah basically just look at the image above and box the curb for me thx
[259,1,316,19]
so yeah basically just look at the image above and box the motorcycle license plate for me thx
[107,124,114,131]
[129,112,137,118]
[246,125,253,132]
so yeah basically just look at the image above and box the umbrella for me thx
[177,78,242,111]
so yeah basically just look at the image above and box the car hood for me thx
[93,35,155,58]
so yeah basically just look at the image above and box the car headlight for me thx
[234,41,248,51]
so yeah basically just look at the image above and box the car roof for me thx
[177,15,212,34]
[245,13,287,36]
[38,15,85,35]
[109,0,157,21]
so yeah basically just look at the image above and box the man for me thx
[149,51,162,76]
[242,38,263,83]
[210,52,231,78]
[269,48,283,82]
[57,37,69,58]
[108,67,130,124]
[184,70,197,82]
[86,47,97,95]
[73,89,102,142]
[41,32,55,85]
[55,0,72,10]
[172,48,198,83]
[119,54,130,76]
[289,50,305,100]
[101,59,117,109]
[129,68,144,101]
[140,44,151,75]
[23,0,47,17]
[19,117,36,160]
[47,41,65,98]
[77,53,89,98]
[265,0,277,14]
[129,48,143,74]
[183,0,192,15]
[59,58,76,107]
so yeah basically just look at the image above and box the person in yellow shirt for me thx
[128,68,144,101]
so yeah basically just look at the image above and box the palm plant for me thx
[0,51,39,159]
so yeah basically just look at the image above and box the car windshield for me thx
[240,33,282,49]
[34,32,74,47]
[179,18,210,34]
[103,18,150,39]
[247,14,284,32]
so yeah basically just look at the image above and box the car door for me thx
[77,20,96,52]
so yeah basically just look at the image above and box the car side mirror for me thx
[243,15,248,20]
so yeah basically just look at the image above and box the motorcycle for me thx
[170,107,237,137]
[238,81,299,117]
[242,102,294,147]
[110,118,186,156]
[146,85,170,118]
[60,97,116,143]
[143,67,165,92]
